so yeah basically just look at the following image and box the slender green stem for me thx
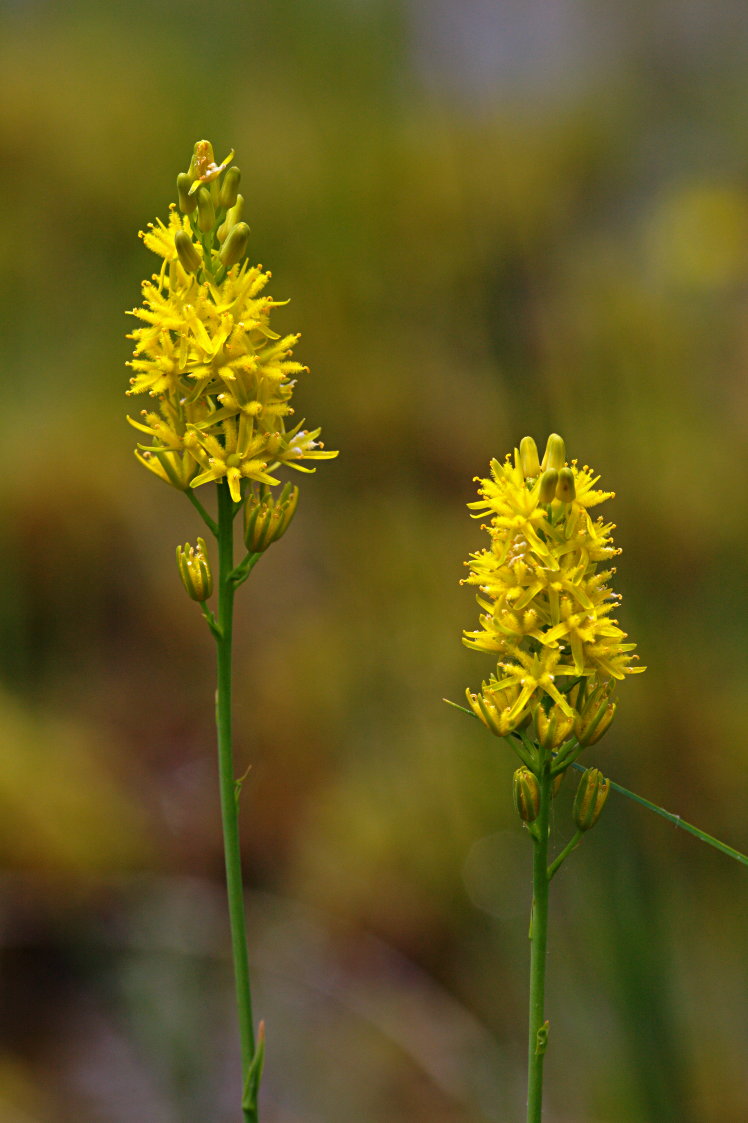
[547,829,584,881]
[568,761,748,868]
[215,481,258,1122]
[186,487,219,536]
[527,763,552,1123]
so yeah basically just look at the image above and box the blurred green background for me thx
[2,0,748,1119]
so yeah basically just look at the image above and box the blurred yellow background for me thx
[2,1,748,1120]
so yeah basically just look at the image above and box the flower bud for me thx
[542,433,566,472]
[534,704,575,751]
[574,683,617,746]
[196,186,215,233]
[244,482,299,553]
[188,139,215,181]
[218,194,246,243]
[556,467,576,503]
[176,537,213,601]
[573,768,610,831]
[174,230,201,274]
[513,766,540,823]
[220,221,250,269]
[219,166,242,209]
[538,468,558,504]
[176,172,198,214]
[519,436,540,479]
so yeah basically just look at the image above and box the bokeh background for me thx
[2,1,748,1119]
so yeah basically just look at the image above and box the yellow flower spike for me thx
[126,142,338,494]
[176,537,213,602]
[463,435,643,753]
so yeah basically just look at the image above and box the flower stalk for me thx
[526,763,552,1123]
[215,481,258,1118]
[459,433,643,1121]
[126,140,337,1119]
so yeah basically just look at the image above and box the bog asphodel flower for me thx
[463,434,643,747]
[126,140,337,502]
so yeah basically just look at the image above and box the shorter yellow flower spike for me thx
[462,435,643,751]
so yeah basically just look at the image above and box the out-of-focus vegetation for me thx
[2,1,748,1119]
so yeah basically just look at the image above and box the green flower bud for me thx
[538,468,558,504]
[513,766,540,823]
[219,166,242,209]
[519,435,540,479]
[244,482,299,552]
[176,172,198,214]
[556,467,576,503]
[218,194,246,243]
[542,433,566,472]
[176,537,213,602]
[573,768,610,831]
[220,221,250,269]
[196,186,215,233]
[174,230,201,274]
[574,683,617,746]
[534,703,575,751]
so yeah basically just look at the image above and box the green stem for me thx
[547,830,584,881]
[527,763,552,1123]
[186,487,219,536]
[568,761,748,868]
[215,481,258,1122]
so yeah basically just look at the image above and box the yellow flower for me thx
[126,142,337,499]
[463,434,643,745]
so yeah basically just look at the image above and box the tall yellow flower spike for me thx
[126,140,337,502]
[463,434,643,747]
